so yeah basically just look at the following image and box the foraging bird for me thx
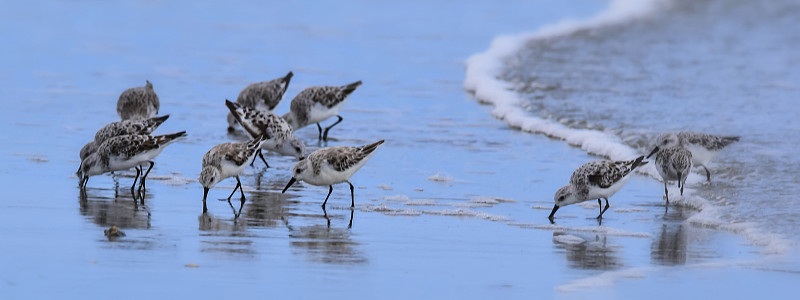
[282,140,384,208]
[282,80,362,142]
[198,132,270,214]
[647,146,692,204]
[78,132,187,196]
[116,80,160,120]
[79,115,170,161]
[226,71,294,131]
[651,131,738,181]
[225,100,305,167]
[550,156,647,221]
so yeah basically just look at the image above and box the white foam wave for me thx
[464,0,665,163]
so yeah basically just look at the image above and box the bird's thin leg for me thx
[316,123,323,141]
[258,150,269,168]
[237,176,246,200]
[703,166,711,182]
[348,209,354,229]
[322,206,331,228]
[131,166,141,199]
[322,185,334,209]
[601,198,610,217]
[680,175,686,196]
[322,115,343,142]
[80,176,88,190]
[139,161,154,194]
[347,180,355,208]
[227,179,241,200]
[664,181,670,205]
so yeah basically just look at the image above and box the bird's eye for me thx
[558,196,565,202]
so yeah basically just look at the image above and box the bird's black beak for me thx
[202,187,209,213]
[548,205,560,220]
[646,146,660,159]
[282,177,297,194]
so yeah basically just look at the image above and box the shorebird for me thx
[116,80,160,120]
[79,115,170,161]
[648,146,692,204]
[282,80,362,142]
[198,132,270,215]
[282,140,384,209]
[549,156,647,221]
[226,71,294,131]
[78,131,187,196]
[651,131,739,181]
[225,100,305,167]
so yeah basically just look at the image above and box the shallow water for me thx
[464,0,800,294]
[500,0,800,245]
[0,0,793,298]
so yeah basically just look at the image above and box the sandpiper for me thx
[652,131,738,181]
[79,115,170,161]
[78,131,187,196]
[226,71,294,131]
[226,100,305,167]
[282,80,362,142]
[116,80,160,120]
[550,156,647,221]
[282,140,384,208]
[198,133,269,214]
[648,146,692,204]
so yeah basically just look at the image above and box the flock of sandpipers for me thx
[548,132,739,222]
[75,73,739,223]
[77,72,383,216]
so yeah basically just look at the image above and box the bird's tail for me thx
[630,155,648,170]
[225,99,245,123]
[281,71,294,94]
[154,131,187,145]
[340,80,363,96]
[721,136,740,147]
[283,71,294,83]
[360,139,385,156]
[147,114,170,128]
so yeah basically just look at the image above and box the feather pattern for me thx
[116,80,160,120]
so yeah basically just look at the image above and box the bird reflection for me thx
[197,213,256,256]
[651,224,688,265]
[285,209,365,264]
[78,186,151,229]
[553,232,621,270]
[240,191,289,228]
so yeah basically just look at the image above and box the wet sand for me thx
[0,0,793,298]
